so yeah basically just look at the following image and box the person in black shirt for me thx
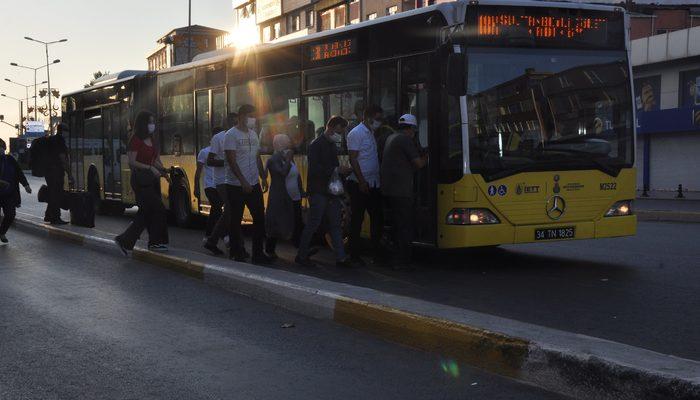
[0,138,32,243]
[44,123,74,225]
[295,116,352,268]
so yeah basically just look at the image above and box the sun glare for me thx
[227,17,259,49]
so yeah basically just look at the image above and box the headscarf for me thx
[272,134,291,153]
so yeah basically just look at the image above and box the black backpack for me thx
[30,136,50,177]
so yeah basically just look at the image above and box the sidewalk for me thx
[635,195,700,223]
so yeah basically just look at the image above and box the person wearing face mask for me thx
[114,111,170,255]
[295,116,353,268]
[346,104,386,266]
[223,104,271,264]
[381,114,428,269]
[0,138,31,244]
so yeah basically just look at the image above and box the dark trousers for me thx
[265,201,303,253]
[116,177,168,249]
[44,169,64,222]
[207,185,231,245]
[387,196,414,264]
[228,184,266,257]
[347,181,384,258]
[0,198,16,235]
[204,187,224,238]
[297,193,346,261]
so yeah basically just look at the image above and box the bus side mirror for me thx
[447,53,466,97]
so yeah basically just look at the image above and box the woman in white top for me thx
[265,134,304,259]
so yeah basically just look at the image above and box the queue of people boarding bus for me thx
[198,104,428,269]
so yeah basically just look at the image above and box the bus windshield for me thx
[466,47,634,181]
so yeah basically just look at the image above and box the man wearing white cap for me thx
[380,114,428,268]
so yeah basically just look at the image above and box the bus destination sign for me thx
[309,38,357,63]
[467,7,623,49]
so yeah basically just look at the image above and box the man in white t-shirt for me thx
[195,144,221,241]
[346,104,385,266]
[223,104,271,264]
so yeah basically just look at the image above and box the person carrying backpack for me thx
[43,123,75,225]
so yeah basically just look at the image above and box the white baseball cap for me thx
[398,114,418,127]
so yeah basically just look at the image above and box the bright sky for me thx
[0,0,233,147]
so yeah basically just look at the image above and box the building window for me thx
[679,69,700,107]
[262,21,281,43]
[349,0,360,24]
[367,12,377,20]
[305,7,315,28]
[287,12,302,33]
[387,5,398,16]
[320,3,347,31]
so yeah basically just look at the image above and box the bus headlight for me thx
[446,208,500,225]
[605,200,633,217]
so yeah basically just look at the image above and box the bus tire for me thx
[171,180,194,228]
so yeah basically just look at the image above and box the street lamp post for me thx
[24,36,67,131]
[10,61,58,120]
[5,78,47,120]
[0,95,23,136]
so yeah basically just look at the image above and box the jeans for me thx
[0,197,16,235]
[347,181,384,259]
[116,175,169,249]
[44,169,64,222]
[297,193,346,262]
[387,196,414,264]
[228,184,266,257]
[204,187,224,238]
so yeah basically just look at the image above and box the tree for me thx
[84,71,110,88]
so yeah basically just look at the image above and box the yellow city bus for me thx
[61,0,636,248]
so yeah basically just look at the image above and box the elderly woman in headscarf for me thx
[264,133,304,259]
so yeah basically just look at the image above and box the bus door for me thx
[102,104,124,199]
[400,55,435,244]
[195,87,226,210]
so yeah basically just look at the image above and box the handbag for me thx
[327,168,345,196]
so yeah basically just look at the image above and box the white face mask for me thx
[147,123,156,134]
[246,117,257,130]
[371,120,382,130]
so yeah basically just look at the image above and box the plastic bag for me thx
[327,168,344,196]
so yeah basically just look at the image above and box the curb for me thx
[636,210,700,223]
[13,217,700,400]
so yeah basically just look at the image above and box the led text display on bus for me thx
[309,38,357,62]
[465,6,625,49]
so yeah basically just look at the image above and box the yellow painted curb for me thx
[334,298,529,378]
[132,249,205,279]
[47,226,85,245]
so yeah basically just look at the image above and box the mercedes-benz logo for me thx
[546,195,566,220]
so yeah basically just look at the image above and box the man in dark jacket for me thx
[295,116,352,267]
[0,138,32,243]
[44,123,74,225]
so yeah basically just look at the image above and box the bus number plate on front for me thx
[535,227,575,241]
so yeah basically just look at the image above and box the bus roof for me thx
[63,70,152,98]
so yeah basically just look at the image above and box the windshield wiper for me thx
[537,148,620,177]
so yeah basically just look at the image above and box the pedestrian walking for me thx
[346,105,385,265]
[380,114,428,269]
[296,116,353,268]
[0,138,32,244]
[44,123,74,225]
[224,104,271,264]
[114,111,170,254]
[195,131,223,240]
[264,134,304,259]
[203,114,240,256]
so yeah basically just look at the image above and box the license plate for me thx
[535,227,575,241]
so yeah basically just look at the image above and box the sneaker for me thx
[230,251,248,262]
[295,255,316,268]
[204,242,224,256]
[349,256,366,267]
[223,235,230,248]
[252,253,273,265]
[336,258,354,268]
[49,219,69,226]
[148,244,168,252]
[0,235,8,244]
[114,238,128,256]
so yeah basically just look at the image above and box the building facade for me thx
[147,25,229,71]
[631,6,700,196]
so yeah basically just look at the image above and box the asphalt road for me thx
[13,176,700,361]
[0,230,566,400]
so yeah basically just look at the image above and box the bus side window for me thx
[258,76,301,155]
